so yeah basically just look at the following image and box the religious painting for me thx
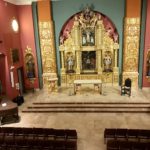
[82,28,95,46]
[66,52,75,73]
[11,48,19,64]
[25,53,35,78]
[146,50,150,76]
[82,51,96,71]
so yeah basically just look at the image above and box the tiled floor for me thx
[2,85,150,150]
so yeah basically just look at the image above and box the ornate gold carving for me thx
[113,73,119,83]
[59,7,119,85]
[61,74,102,85]
[25,46,32,54]
[102,72,113,83]
[42,72,58,92]
[39,22,57,74]
[123,18,140,72]
[123,18,140,87]
[39,21,58,91]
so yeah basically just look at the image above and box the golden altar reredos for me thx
[59,7,119,85]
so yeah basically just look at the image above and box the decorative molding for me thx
[4,0,59,5]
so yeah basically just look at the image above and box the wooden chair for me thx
[119,141,131,150]
[138,129,150,142]
[121,78,132,96]
[127,129,139,142]
[104,128,116,144]
[107,140,119,150]
[65,129,77,141]
[116,128,128,141]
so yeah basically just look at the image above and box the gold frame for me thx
[10,48,19,64]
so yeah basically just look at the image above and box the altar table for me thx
[74,80,102,94]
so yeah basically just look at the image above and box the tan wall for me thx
[126,0,141,17]
[37,0,51,21]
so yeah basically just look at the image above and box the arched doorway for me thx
[0,53,6,97]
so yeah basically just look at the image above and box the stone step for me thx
[28,106,150,109]
[22,106,150,113]
[22,102,150,113]
[32,102,150,107]
[22,110,150,113]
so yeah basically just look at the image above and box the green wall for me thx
[139,0,147,88]
[52,0,125,83]
[32,2,43,89]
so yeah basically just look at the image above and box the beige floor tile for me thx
[2,86,150,150]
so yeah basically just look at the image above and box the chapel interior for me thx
[0,0,150,150]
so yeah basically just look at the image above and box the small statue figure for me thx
[26,55,35,78]
[103,54,112,72]
[85,30,91,43]
[86,56,91,69]
[90,13,98,27]
[66,55,74,73]
[79,13,86,29]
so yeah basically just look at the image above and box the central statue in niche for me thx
[78,6,97,46]
[59,6,119,85]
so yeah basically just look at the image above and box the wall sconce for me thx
[11,18,19,32]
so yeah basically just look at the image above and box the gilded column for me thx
[122,0,141,88]
[97,50,102,74]
[74,20,80,47]
[114,50,117,68]
[38,0,58,92]
[60,50,65,74]
[76,51,81,74]
[122,18,140,87]
[96,19,103,47]
[96,18,103,75]
[113,43,119,71]
[113,43,119,84]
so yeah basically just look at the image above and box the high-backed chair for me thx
[121,78,132,96]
